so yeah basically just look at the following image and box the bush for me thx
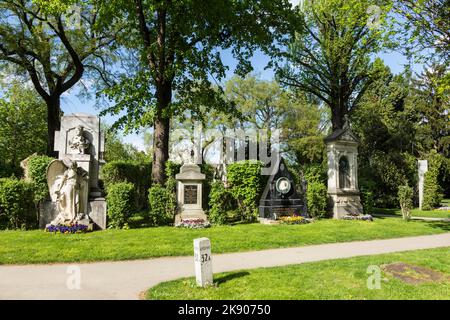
[360,189,374,215]
[0,163,22,178]
[306,181,328,218]
[0,178,36,230]
[148,185,173,226]
[227,161,263,222]
[101,161,151,210]
[106,182,136,229]
[422,150,444,210]
[208,181,234,225]
[27,155,54,202]
[398,185,413,221]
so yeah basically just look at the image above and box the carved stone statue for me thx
[69,125,90,154]
[47,158,89,225]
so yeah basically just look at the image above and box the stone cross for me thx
[418,160,428,210]
[194,237,213,287]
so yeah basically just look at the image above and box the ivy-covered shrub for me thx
[28,155,54,202]
[148,184,174,226]
[200,164,215,210]
[422,150,444,210]
[101,161,151,210]
[227,161,263,222]
[208,181,234,225]
[0,178,36,230]
[360,189,374,215]
[106,182,136,229]
[306,181,328,218]
[302,163,327,184]
[0,163,22,178]
[398,185,413,221]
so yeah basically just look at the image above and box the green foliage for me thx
[27,155,54,202]
[0,178,36,230]
[164,161,181,219]
[302,163,327,184]
[148,185,173,226]
[398,185,413,221]
[306,181,328,219]
[208,181,234,225]
[0,82,47,169]
[227,161,263,222]
[360,190,374,215]
[101,161,151,210]
[422,150,444,210]
[278,0,392,129]
[106,182,136,229]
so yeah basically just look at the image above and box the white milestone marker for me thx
[194,237,213,287]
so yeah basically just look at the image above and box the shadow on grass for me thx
[425,221,450,232]
[215,271,250,285]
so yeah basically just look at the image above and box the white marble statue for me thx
[69,125,90,154]
[47,158,89,225]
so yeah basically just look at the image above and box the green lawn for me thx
[147,247,450,300]
[1,218,449,265]
[375,208,450,219]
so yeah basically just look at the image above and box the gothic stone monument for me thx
[259,157,307,220]
[39,113,107,229]
[175,164,208,224]
[325,118,363,219]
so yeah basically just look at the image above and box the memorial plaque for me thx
[184,185,198,205]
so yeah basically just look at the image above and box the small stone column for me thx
[194,237,213,287]
[418,160,428,210]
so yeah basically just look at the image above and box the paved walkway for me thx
[1,233,450,300]
[372,213,450,222]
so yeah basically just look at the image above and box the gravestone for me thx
[39,113,107,230]
[325,117,363,218]
[175,164,207,224]
[193,237,213,287]
[259,157,306,220]
[418,160,428,210]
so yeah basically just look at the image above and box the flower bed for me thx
[175,218,211,229]
[278,215,311,225]
[45,223,90,234]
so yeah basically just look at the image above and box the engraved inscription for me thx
[184,185,198,205]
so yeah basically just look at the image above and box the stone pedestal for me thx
[175,164,207,224]
[418,160,428,210]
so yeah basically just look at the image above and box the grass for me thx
[147,247,450,300]
[375,208,450,219]
[0,218,449,265]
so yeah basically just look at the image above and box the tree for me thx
[277,0,392,130]
[99,0,295,184]
[0,82,47,170]
[396,0,450,61]
[0,0,115,156]
[103,124,150,162]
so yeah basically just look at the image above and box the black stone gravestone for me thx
[259,157,307,219]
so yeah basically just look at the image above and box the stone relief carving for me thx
[68,125,90,154]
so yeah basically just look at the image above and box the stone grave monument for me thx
[175,163,207,224]
[259,157,307,221]
[39,113,107,229]
[325,116,363,219]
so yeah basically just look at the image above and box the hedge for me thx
[306,181,328,218]
[148,184,174,226]
[227,160,263,221]
[106,182,136,229]
[27,155,54,202]
[422,150,444,210]
[0,178,36,230]
[101,160,151,210]
[208,180,234,225]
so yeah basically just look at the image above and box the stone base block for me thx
[175,210,208,224]
[39,198,107,230]
[329,192,363,219]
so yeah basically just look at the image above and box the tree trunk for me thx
[46,97,61,158]
[330,104,344,131]
[152,83,172,185]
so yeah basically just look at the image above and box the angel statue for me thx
[47,158,89,225]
